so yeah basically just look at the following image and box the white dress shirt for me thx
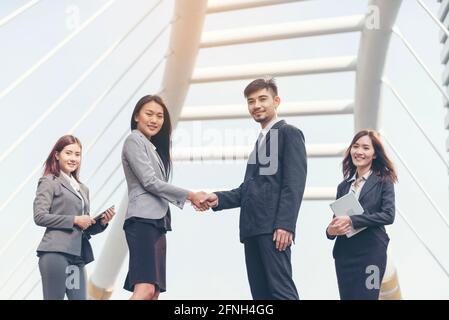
[260,116,282,141]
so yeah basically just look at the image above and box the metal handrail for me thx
[382,78,449,171]
[397,207,449,279]
[415,0,449,38]
[392,27,449,103]
[0,0,163,165]
[0,0,116,101]
[381,133,449,229]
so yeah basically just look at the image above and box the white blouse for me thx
[347,170,372,200]
[60,171,85,214]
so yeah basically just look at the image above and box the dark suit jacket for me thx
[327,173,395,259]
[213,120,307,242]
[33,174,107,264]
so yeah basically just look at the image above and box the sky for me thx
[0,0,448,300]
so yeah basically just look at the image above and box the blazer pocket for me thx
[130,190,147,201]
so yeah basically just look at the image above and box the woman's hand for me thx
[187,191,209,211]
[74,215,95,230]
[100,207,116,226]
[327,216,353,236]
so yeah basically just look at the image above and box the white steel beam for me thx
[207,0,304,14]
[180,100,354,121]
[88,193,128,300]
[0,0,161,165]
[0,0,115,101]
[303,187,336,200]
[201,15,365,48]
[0,0,40,28]
[191,56,357,83]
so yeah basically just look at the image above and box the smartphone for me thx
[93,205,115,221]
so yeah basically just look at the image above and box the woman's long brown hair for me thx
[43,135,82,182]
[342,130,397,183]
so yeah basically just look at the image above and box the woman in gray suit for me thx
[33,135,115,300]
[122,95,208,300]
[326,130,397,300]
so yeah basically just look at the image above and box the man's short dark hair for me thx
[243,77,278,98]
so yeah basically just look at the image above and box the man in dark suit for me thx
[203,78,307,300]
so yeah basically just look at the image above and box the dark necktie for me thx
[256,132,264,150]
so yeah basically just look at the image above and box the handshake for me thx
[187,191,218,212]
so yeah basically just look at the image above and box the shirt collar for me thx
[60,171,80,190]
[60,171,73,182]
[349,170,372,182]
[260,117,281,137]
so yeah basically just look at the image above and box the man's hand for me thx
[273,228,293,251]
[188,191,210,211]
[203,193,218,209]
[190,192,219,211]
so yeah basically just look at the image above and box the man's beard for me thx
[253,115,266,123]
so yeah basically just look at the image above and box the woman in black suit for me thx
[326,130,397,300]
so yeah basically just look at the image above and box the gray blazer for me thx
[121,129,189,220]
[33,174,106,258]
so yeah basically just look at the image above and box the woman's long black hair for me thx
[130,95,172,177]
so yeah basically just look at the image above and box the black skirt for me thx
[123,219,167,292]
[335,251,387,300]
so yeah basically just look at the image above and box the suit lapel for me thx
[153,149,167,179]
[256,120,285,172]
[246,120,286,180]
[57,175,82,200]
[358,173,380,202]
[258,120,285,155]
[340,180,351,197]
[79,185,89,213]
[138,131,166,180]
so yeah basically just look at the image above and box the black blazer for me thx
[327,173,395,259]
[213,120,307,242]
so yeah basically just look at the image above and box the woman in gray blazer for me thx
[326,130,397,300]
[122,95,208,300]
[33,135,115,300]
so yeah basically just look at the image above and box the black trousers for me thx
[244,234,299,300]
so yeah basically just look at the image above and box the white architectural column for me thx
[159,0,209,125]
[88,194,128,299]
[354,0,403,131]
[354,0,403,300]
